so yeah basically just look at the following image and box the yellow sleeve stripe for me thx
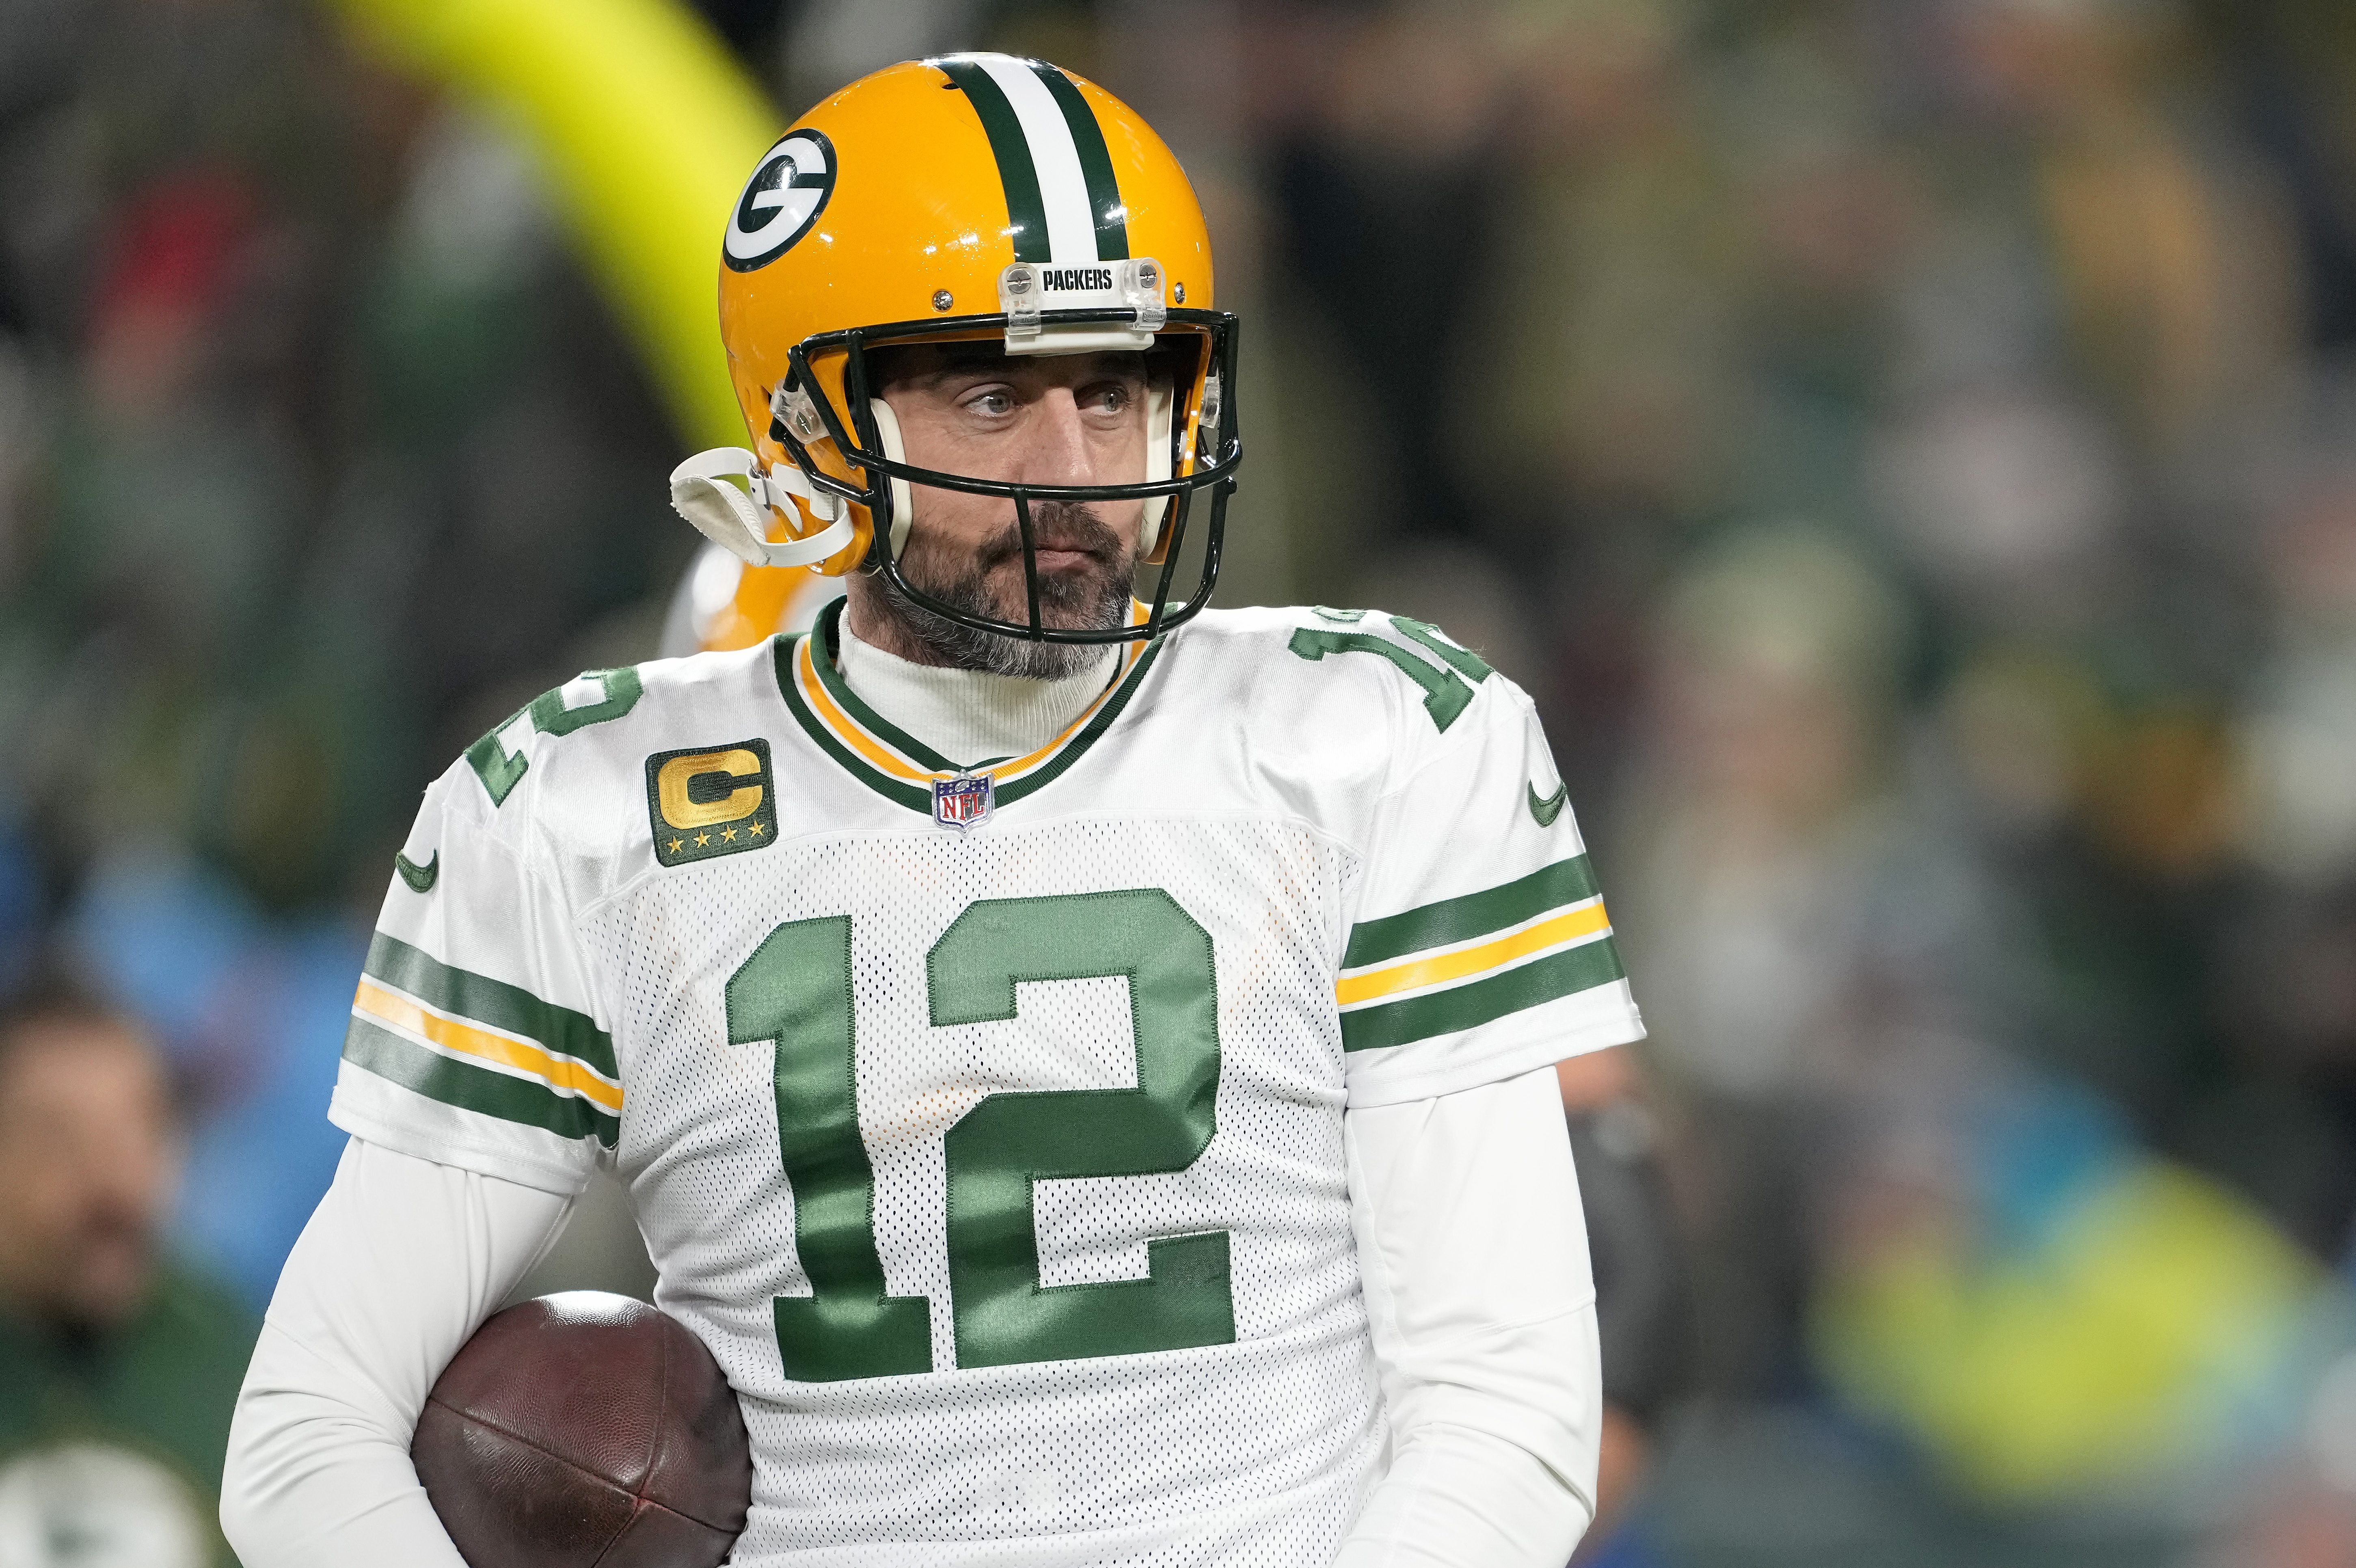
[1336,901,1613,1008]
[352,978,625,1114]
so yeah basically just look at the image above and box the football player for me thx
[221,56,1645,1568]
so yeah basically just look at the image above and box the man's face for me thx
[861,346,1151,674]
[0,1020,178,1330]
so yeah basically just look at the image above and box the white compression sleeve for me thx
[220,1137,577,1568]
[1334,1064,1602,1568]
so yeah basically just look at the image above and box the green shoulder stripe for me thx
[1341,933,1626,1054]
[1345,854,1602,969]
[362,932,616,1079]
[344,1016,620,1147]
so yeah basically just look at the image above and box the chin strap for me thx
[668,448,855,569]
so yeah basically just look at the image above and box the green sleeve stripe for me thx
[1344,855,1602,968]
[1340,933,1626,1054]
[362,931,616,1080]
[343,1016,620,1147]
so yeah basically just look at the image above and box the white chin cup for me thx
[667,447,853,569]
[866,398,918,557]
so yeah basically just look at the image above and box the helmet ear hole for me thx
[866,397,918,557]
[1140,374,1175,562]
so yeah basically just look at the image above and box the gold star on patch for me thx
[667,837,683,853]
[721,826,737,842]
[694,832,711,847]
[747,821,765,836]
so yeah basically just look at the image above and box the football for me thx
[412,1292,752,1568]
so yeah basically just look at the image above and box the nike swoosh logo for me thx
[1527,782,1568,827]
[395,851,439,893]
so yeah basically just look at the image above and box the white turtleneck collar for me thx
[834,606,1121,768]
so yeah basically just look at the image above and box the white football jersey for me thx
[332,603,1644,1568]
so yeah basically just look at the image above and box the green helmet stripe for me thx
[934,56,1052,264]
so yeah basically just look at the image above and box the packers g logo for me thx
[723,130,836,272]
[646,739,779,866]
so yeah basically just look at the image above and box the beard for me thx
[873,501,1136,679]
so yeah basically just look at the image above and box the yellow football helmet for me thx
[669,53,1241,644]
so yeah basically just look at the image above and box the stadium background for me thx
[1,0,2355,1563]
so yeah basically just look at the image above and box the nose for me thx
[1023,387,1097,490]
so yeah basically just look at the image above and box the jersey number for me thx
[1286,617,1492,731]
[466,667,644,806]
[725,889,1234,1381]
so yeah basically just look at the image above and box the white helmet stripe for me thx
[969,54,1100,265]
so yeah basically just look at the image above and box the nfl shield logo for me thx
[932,772,995,832]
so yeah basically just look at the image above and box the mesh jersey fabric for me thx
[327,605,1645,1567]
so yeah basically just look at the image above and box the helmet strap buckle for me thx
[668,447,853,569]
[770,382,828,444]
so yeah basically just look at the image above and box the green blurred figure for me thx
[0,976,257,1568]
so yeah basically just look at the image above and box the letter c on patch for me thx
[657,749,765,829]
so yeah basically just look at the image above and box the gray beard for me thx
[873,505,1133,680]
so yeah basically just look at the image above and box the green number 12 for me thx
[725,888,1234,1381]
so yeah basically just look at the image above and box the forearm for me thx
[220,1138,576,1568]
[1338,1065,1603,1568]
[1333,1401,1595,1568]
[226,1322,479,1567]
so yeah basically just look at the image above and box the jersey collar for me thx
[773,597,1164,816]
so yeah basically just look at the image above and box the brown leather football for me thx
[412,1292,752,1568]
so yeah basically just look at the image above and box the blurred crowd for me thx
[2,0,2354,1564]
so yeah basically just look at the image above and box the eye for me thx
[1085,384,1134,415]
[961,387,1015,418]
